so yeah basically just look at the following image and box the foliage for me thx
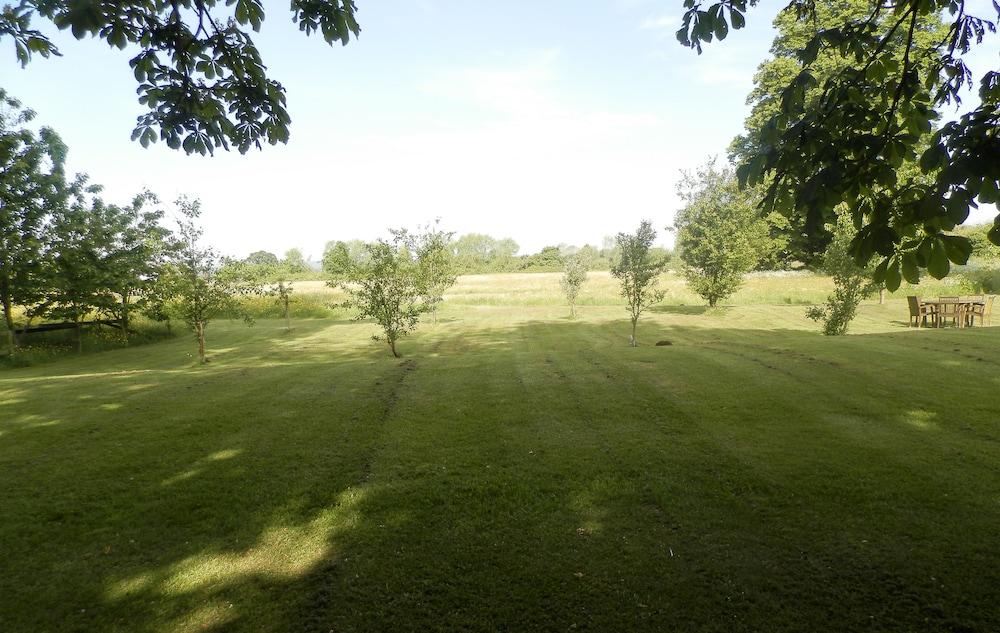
[323,239,370,279]
[0,88,67,355]
[42,182,112,352]
[169,197,256,363]
[610,220,667,346]
[954,223,1000,263]
[246,251,279,266]
[1,0,360,154]
[333,233,428,357]
[520,246,565,272]
[450,233,520,274]
[806,214,879,335]
[560,253,589,317]
[283,248,308,274]
[393,220,456,324]
[674,161,775,306]
[961,267,1000,294]
[678,0,999,282]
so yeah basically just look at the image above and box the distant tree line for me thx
[322,234,674,277]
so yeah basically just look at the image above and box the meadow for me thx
[2,272,998,632]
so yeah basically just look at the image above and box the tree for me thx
[170,197,254,363]
[2,0,360,155]
[451,234,519,273]
[806,213,879,335]
[44,182,112,354]
[0,89,67,356]
[333,234,427,358]
[676,0,999,283]
[246,251,279,266]
[560,253,589,318]
[394,220,456,325]
[98,191,173,337]
[323,239,369,278]
[610,221,667,346]
[730,0,945,268]
[283,248,307,274]
[674,161,774,306]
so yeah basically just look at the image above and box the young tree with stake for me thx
[560,253,589,318]
[611,221,667,346]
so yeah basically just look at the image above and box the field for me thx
[2,272,998,632]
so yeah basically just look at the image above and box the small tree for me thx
[611,221,667,346]
[394,220,456,324]
[806,213,879,336]
[560,253,589,318]
[334,235,427,358]
[674,162,774,307]
[170,198,254,363]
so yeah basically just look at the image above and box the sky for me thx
[1,0,997,259]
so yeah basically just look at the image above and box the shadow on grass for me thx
[2,317,1000,631]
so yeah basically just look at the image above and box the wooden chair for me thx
[961,295,985,326]
[968,295,995,327]
[906,296,935,328]
[937,296,960,327]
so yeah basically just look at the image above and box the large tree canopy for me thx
[1,0,360,155]
[678,0,1000,285]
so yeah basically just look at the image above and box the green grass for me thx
[2,275,999,632]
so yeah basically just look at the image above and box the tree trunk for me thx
[197,322,206,363]
[166,318,172,335]
[284,296,290,331]
[389,337,399,358]
[879,287,886,304]
[570,302,575,318]
[2,294,16,357]
[631,320,638,347]
[75,317,83,355]
[121,295,131,341]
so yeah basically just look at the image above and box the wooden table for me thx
[923,300,984,328]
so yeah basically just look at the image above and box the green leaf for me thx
[927,239,950,279]
[940,235,972,264]
[884,257,902,291]
[901,252,920,284]
[987,221,1000,247]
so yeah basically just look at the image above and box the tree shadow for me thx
[2,317,999,631]
[649,304,721,315]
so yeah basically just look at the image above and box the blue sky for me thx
[1,0,995,259]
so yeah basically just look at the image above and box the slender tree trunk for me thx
[75,316,83,355]
[879,287,886,304]
[121,295,131,343]
[197,321,206,363]
[284,296,290,331]
[570,302,575,318]
[165,318,172,335]
[631,319,638,347]
[389,337,399,358]
[2,293,16,357]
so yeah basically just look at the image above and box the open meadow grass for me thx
[2,273,998,632]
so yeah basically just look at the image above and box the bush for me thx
[961,267,1000,294]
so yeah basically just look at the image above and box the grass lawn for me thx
[2,273,998,632]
